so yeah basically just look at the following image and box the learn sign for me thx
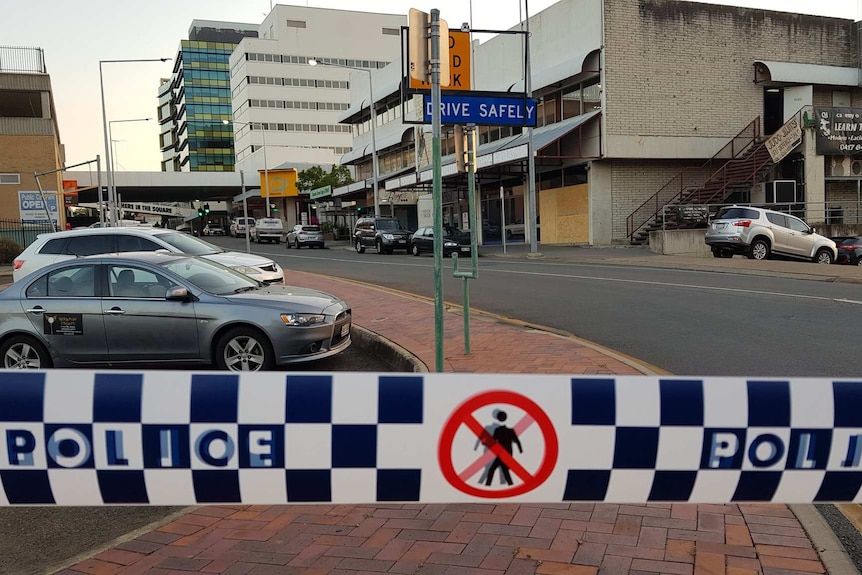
[423,94,537,126]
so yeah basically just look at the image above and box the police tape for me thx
[1,370,861,506]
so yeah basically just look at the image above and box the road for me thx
[208,237,862,377]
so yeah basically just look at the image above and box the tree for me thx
[297,164,353,192]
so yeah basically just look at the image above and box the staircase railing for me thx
[691,144,773,205]
[626,117,761,241]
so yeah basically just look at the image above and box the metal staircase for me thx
[626,117,774,245]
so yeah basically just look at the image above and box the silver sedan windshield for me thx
[160,258,259,295]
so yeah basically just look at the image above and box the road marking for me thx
[241,248,857,305]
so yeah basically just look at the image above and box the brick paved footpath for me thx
[46,271,827,574]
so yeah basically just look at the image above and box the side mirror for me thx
[166,286,190,301]
[809,227,816,234]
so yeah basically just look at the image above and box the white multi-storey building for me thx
[228,6,406,175]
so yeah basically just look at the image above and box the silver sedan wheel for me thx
[223,335,267,372]
[815,249,834,265]
[4,342,42,369]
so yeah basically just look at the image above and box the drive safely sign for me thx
[423,94,538,127]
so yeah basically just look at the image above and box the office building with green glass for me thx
[158,20,258,172]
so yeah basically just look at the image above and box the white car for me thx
[230,217,255,238]
[12,227,284,284]
[249,217,285,243]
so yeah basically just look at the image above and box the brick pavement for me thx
[9,269,828,574]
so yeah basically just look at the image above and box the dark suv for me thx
[353,217,412,254]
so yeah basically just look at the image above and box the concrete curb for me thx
[41,506,195,575]
[790,504,859,575]
[352,324,428,373]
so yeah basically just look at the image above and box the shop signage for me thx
[422,94,537,127]
[309,185,332,200]
[815,107,862,156]
[120,202,182,216]
[765,116,802,163]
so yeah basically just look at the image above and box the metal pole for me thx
[99,62,116,227]
[240,170,251,254]
[500,185,507,254]
[262,128,270,218]
[431,8,445,373]
[33,172,56,232]
[525,0,540,255]
[96,155,104,227]
[464,125,478,354]
[369,71,381,216]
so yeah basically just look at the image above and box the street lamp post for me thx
[224,119,270,217]
[108,118,151,222]
[308,59,380,216]
[100,58,170,227]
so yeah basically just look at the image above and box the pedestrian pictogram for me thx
[438,390,558,498]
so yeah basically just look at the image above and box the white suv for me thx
[704,206,836,264]
[12,227,284,284]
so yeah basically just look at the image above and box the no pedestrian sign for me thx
[438,391,558,498]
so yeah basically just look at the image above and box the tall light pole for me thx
[100,58,170,226]
[108,118,151,222]
[224,119,271,217]
[308,58,380,216]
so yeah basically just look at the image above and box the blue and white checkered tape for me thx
[0,371,861,506]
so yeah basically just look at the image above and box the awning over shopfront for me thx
[754,60,860,87]
[412,110,601,184]
[339,128,413,165]
[503,48,601,94]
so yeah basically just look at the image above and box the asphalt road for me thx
[208,237,862,377]
[0,344,392,575]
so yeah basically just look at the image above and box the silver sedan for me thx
[0,252,351,371]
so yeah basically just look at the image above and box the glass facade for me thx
[180,40,235,171]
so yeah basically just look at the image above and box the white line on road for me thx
[250,249,858,305]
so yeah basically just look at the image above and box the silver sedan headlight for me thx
[281,313,326,326]
[444,241,458,247]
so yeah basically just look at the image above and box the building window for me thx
[382,28,399,35]
[0,91,43,118]
[0,173,21,185]
[286,19,306,28]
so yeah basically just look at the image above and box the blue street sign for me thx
[423,94,538,127]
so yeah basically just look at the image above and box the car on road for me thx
[249,217,284,243]
[835,236,862,265]
[704,205,837,264]
[353,216,412,254]
[12,227,284,285]
[286,224,325,249]
[203,224,225,236]
[229,217,255,238]
[410,225,472,257]
[0,252,351,371]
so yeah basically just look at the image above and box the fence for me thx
[660,201,862,233]
[0,46,47,74]
[0,218,56,248]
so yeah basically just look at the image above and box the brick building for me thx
[337,0,862,245]
[0,46,65,230]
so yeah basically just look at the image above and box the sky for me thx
[2,0,860,173]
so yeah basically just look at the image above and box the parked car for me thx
[353,216,412,254]
[504,219,525,239]
[835,236,862,265]
[411,225,472,257]
[249,217,284,243]
[704,205,837,264]
[286,224,325,249]
[230,217,256,238]
[0,252,351,371]
[203,224,225,236]
[12,227,284,284]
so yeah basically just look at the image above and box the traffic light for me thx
[197,207,204,217]
[204,203,210,214]
[270,203,278,213]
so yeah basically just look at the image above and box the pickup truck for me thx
[250,217,285,243]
